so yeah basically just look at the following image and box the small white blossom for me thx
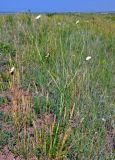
[10,66,15,74]
[86,56,91,61]
[76,20,79,24]
[35,15,41,20]
[102,118,106,122]
[45,53,50,58]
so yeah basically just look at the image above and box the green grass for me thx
[0,13,115,159]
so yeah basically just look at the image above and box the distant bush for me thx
[46,13,56,17]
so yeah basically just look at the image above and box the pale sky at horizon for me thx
[0,0,115,12]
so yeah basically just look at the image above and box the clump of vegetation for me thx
[0,13,115,159]
[0,42,16,57]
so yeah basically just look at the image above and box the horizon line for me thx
[0,10,115,14]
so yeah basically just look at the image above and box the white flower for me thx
[86,56,91,61]
[76,20,79,24]
[10,66,15,74]
[45,53,50,58]
[35,15,41,20]
[102,118,106,122]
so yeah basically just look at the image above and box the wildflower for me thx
[10,66,15,75]
[86,56,91,61]
[76,20,79,24]
[45,52,50,58]
[35,15,41,20]
[102,118,106,122]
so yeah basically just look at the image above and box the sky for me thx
[0,0,115,13]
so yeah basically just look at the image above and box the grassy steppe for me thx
[0,13,115,159]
